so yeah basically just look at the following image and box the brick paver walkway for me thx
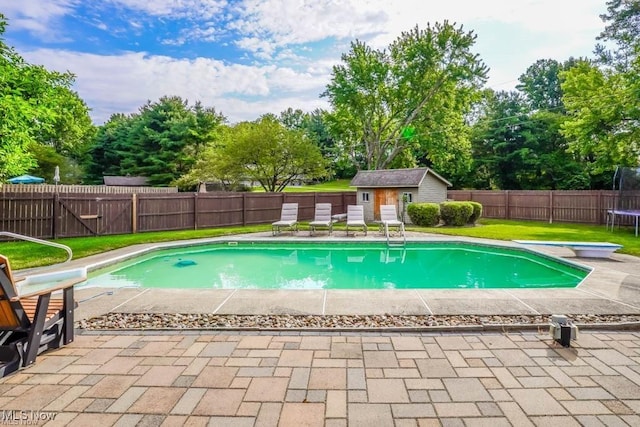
[1,330,639,426]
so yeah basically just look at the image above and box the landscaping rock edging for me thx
[77,313,640,332]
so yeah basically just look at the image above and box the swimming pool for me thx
[80,241,589,290]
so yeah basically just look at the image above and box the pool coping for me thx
[14,231,640,322]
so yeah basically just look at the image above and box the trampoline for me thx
[609,167,640,237]
[607,209,640,237]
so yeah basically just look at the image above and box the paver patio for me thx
[1,330,640,426]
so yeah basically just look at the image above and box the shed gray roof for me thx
[103,176,150,186]
[349,167,451,188]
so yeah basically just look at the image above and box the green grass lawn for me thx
[1,219,638,270]
[408,218,640,256]
[252,179,355,192]
[284,179,354,192]
[0,225,271,270]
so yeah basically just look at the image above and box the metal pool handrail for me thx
[0,231,73,263]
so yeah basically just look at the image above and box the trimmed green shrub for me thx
[407,203,440,227]
[439,201,474,226]
[468,201,483,224]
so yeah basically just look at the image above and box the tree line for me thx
[1,1,638,191]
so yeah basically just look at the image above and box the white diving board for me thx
[513,240,622,258]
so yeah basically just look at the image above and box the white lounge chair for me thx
[345,205,367,236]
[379,204,405,235]
[272,203,299,235]
[309,203,334,236]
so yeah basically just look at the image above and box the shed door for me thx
[374,189,397,220]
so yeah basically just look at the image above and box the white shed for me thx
[349,167,451,223]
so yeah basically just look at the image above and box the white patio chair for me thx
[379,204,405,235]
[309,203,334,236]
[345,205,367,236]
[272,203,299,235]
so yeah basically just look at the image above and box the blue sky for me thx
[0,0,606,124]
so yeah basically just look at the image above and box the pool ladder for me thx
[382,247,406,264]
[384,223,406,247]
[0,231,73,263]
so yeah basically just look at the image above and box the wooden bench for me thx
[513,240,623,258]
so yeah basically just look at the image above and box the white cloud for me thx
[0,0,76,22]
[234,37,276,59]
[227,0,604,52]
[268,67,329,93]
[3,0,608,124]
[221,0,606,98]
[21,49,331,124]
[229,0,388,52]
[0,0,77,37]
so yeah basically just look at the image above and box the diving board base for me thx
[513,240,622,258]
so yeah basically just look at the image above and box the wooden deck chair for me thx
[309,203,334,236]
[379,204,405,235]
[272,203,299,235]
[346,205,367,236]
[0,255,77,377]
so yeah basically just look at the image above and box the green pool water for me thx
[81,242,589,290]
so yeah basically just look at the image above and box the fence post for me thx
[505,190,510,220]
[598,190,603,225]
[194,192,199,230]
[53,193,59,239]
[242,193,247,226]
[131,193,137,233]
[549,191,553,224]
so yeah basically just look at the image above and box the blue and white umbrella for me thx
[8,175,45,184]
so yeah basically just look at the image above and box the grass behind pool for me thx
[412,218,639,255]
[0,225,271,269]
[251,179,355,192]
[1,219,638,270]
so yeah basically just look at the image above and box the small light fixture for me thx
[549,314,578,347]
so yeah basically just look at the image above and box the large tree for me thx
[279,108,351,179]
[190,115,327,192]
[511,58,594,189]
[561,59,639,173]
[0,15,93,181]
[561,1,640,173]
[323,22,488,172]
[84,113,133,184]
[469,91,534,189]
[516,58,580,111]
[594,0,640,69]
[469,57,596,190]
[84,97,225,186]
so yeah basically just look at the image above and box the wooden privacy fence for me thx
[448,190,640,224]
[1,184,177,194]
[0,192,356,239]
[3,189,640,240]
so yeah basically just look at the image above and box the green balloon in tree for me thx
[401,126,417,141]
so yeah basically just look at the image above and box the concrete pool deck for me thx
[20,231,638,322]
[3,232,640,425]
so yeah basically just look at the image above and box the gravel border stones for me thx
[78,313,640,331]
